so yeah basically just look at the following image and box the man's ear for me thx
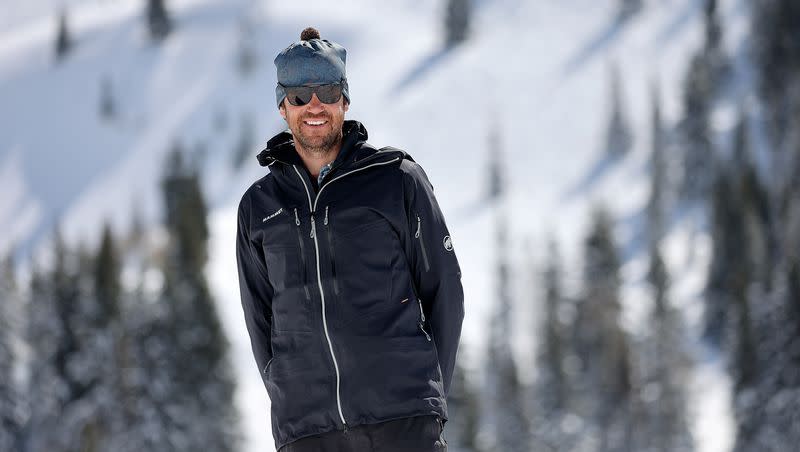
[343,100,349,113]
[279,102,287,120]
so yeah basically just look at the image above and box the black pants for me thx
[278,415,448,452]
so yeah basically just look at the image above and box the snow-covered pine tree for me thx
[236,16,258,77]
[155,143,240,451]
[484,209,531,452]
[114,275,175,452]
[679,51,714,201]
[680,0,729,202]
[630,242,694,452]
[99,76,116,120]
[536,239,567,413]
[62,222,128,451]
[147,0,173,42]
[647,82,667,245]
[54,9,72,62]
[571,206,633,452]
[24,228,93,451]
[487,129,503,202]
[231,112,255,170]
[0,252,23,452]
[617,0,643,22]
[444,0,470,48]
[730,108,800,452]
[443,353,483,452]
[605,63,633,159]
[704,112,769,346]
[528,239,577,452]
[702,0,727,78]
[751,0,800,147]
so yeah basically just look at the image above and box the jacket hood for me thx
[257,119,414,174]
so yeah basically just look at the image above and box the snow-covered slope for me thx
[0,0,748,451]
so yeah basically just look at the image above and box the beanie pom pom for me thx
[300,27,320,41]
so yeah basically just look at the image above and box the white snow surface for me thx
[0,0,745,451]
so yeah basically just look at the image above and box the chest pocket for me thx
[331,208,398,323]
[260,206,313,333]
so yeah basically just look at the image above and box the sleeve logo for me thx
[443,235,453,251]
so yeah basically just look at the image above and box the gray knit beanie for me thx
[274,27,350,108]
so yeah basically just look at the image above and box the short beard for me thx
[295,126,342,157]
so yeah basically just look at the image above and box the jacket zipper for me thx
[294,208,311,300]
[324,206,340,295]
[415,214,431,272]
[292,156,401,431]
[417,298,431,341]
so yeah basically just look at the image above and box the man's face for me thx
[279,91,349,157]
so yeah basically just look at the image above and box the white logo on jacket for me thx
[263,208,283,222]
[443,235,453,251]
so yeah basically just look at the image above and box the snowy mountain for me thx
[0,0,755,451]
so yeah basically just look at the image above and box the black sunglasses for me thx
[281,83,343,106]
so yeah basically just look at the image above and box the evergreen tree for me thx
[679,51,714,201]
[617,0,643,22]
[115,286,177,452]
[149,142,240,451]
[704,160,735,344]
[100,76,116,120]
[731,244,800,452]
[236,17,258,77]
[231,112,255,170]
[703,0,722,61]
[605,63,633,158]
[538,239,567,412]
[444,0,470,47]
[571,206,633,452]
[704,112,769,345]
[54,9,72,61]
[528,239,578,452]
[147,0,173,42]
[680,0,729,201]
[631,243,694,452]
[0,252,23,452]
[487,129,503,201]
[65,222,128,451]
[751,0,800,145]
[25,228,92,451]
[647,82,667,245]
[444,354,482,452]
[485,210,530,452]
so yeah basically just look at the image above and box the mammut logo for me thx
[443,235,453,251]
[263,208,283,222]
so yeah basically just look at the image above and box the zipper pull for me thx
[324,206,329,226]
[415,215,421,238]
[420,323,432,341]
[294,208,300,226]
[417,298,431,341]
[310,215,316,239]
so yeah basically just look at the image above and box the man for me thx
[235,27,464,452]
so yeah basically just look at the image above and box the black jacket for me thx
[235,120,465,451]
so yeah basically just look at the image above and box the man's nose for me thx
[306,93,325,113]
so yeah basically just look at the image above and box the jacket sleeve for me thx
[236,193,275,386]
[402,161,465,399]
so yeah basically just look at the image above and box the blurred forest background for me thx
[1,0,799,451]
